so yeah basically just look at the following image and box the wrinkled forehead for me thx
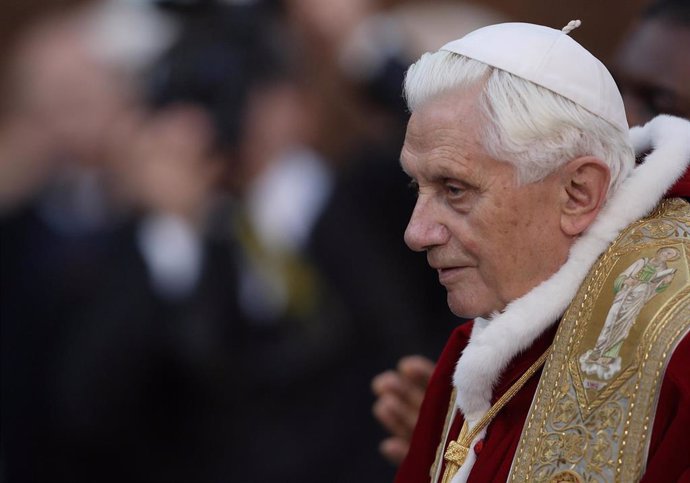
[404,87,484,146]
[401,91,484,167]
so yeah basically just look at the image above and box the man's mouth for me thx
[436,266,465,284]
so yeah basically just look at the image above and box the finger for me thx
[398,395,422,433]
[371,370,405,397]
[372,394,412,437]
[373,366,427,412]
[398,355,435,387]
[372,393,407,436]
[372,393,418,439]
[379,437,410,466]
[398,357,435,408]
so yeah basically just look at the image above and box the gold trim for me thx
[509,198,690,482]
[439,347,551,482]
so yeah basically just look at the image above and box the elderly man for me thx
[391,19,690,483]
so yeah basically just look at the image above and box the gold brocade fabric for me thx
[509,198,690,483]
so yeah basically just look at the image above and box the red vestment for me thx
[394,320,690,482]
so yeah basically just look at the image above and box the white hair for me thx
[404,51,635,194]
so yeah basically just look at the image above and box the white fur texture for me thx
[448,115,690,482]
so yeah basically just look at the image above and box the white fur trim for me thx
[449,115,690,479]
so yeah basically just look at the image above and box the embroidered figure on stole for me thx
[579,246,680,381]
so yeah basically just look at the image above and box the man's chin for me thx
[446,292,497,320]
[446,296,480,319]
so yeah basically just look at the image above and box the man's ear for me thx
[560,156,611,236]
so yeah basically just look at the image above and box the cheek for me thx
[476,242,511,294]
[460,231,506,297]
[477,215,534,287]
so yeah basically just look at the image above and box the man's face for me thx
[401,88,570,318]
[10,22,133,164]
[613,18,690,125]
[656,247,679,262]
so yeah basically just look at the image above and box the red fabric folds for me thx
[395,321,690,482]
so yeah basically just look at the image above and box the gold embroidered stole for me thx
[509,198,690,483]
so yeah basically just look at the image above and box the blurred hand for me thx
[372,355,435,465]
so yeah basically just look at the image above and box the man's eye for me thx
[445,182,465,197]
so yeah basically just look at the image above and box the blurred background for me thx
[0,0,670,481]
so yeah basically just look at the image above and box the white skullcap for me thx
[440,21,628,132]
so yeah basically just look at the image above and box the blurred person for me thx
[372,0,690,468]
[0,1,397,480]
[0,2,280,481]
[0,13,134,222]
[95,2,400,482]
[0,0,180,214]
[0,2,232,481]
[158,4,398,481]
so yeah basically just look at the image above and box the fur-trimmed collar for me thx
[449,115,690,483]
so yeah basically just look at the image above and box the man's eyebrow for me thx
[432,159,474,180]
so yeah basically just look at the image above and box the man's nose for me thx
[404,197,449,252]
